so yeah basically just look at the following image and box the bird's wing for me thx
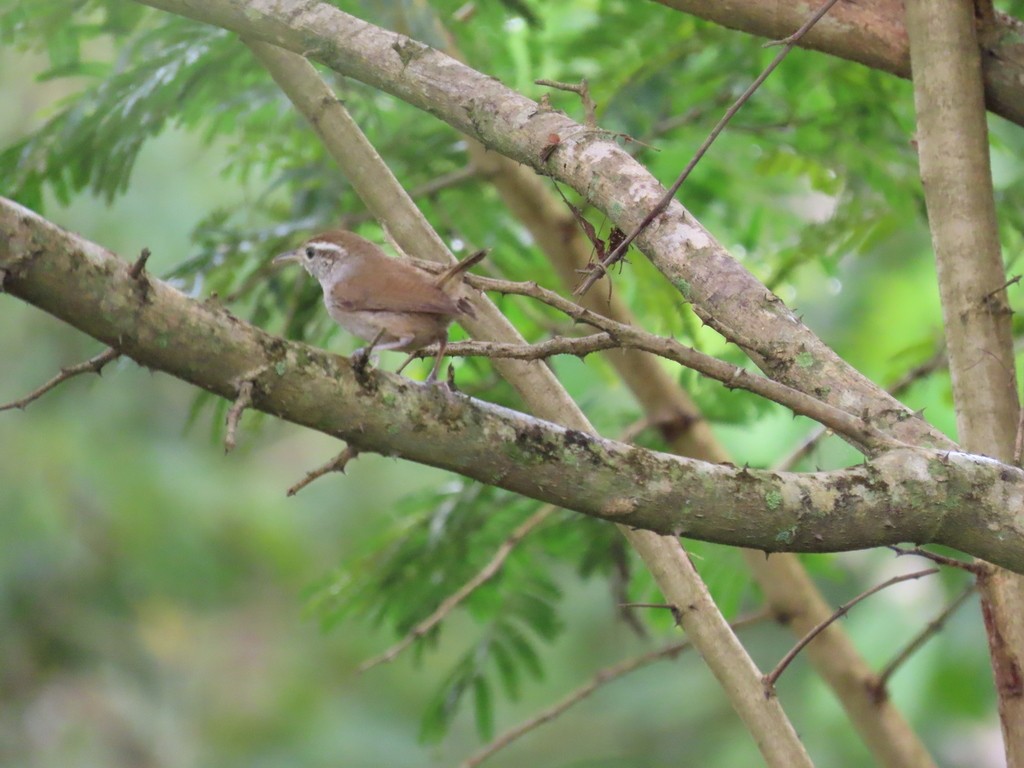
[329,259,460,316]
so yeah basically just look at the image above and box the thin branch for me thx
[535,78,597,128]
[431,272,903,453]
[764,568,939,690]
[0,348,120,412]
[462,610,769,768]
[872,584,977,696]
[573,0,844,296]
[774,344,950,470]
[286,445,361,496]
[359,504,556,672]
[224,380,254,453]
[888,545,986,575]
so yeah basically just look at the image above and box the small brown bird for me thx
[273,229,484,382]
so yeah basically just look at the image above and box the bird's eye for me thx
[304,246,315,259]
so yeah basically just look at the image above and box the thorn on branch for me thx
[224,380,254,453]
[129,247,152,280]
[287,445,361,496]
[0,348,120,413]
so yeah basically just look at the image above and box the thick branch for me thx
[4,198,1024,571]
[904,0,1024,760]
[652,0,1024,128]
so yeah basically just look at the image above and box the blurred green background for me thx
[3,1,1023,766]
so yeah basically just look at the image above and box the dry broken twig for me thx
[224,380,255,453]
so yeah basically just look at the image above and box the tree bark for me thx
[904,0,1024,761]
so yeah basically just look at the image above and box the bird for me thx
[273,229,484,382]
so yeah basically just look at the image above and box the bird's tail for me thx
[435,249,487,289]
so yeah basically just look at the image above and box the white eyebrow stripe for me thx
[307,241,346,254]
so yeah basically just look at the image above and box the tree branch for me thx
[651,0,1024,128]
[5,198,1024,570]
[904,0,1024,760]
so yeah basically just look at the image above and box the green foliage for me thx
[3,0,1015,764]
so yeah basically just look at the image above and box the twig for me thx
[0,348,120,412]
[286,445,361,496]
[428,272,902,453]
[535,78,597,128]
[460,610,768,768]
[224,380,254,453]
[983,274,1020,302]
[888,545,985,575]
[871,584,976,697]
[359,504,556,672]
[764,568,939,691]
[573,0,844,297]
[774,344,950,470]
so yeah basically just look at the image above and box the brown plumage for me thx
[274,230,483,381]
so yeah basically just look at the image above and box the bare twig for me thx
[0,348,120,412]
[425,272,902,453]
[764,568,939,691]
[359,504,556,672]
[535,78,597,128]
[224,380,254,453]
[871,584,977,697]
[573,0,844,297]
[286,445,361,496]
[888,545,985,575]
[983,274,1021,303]
[461,611,768,768]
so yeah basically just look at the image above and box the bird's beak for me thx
[272,249,302,266]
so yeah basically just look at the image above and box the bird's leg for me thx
[425,337,448,384]
[352,329,387,374]
[395,336,448,383]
